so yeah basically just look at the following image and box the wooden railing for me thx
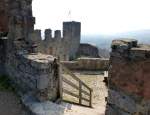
[61,65,93,107]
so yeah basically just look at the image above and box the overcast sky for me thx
[33,0,150,35]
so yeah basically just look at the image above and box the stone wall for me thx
[5,53,60,101]
[0,0,61,102]
[77,43,100,58]
[30,21,81,61]
[106,39,150,115]
[4,0,36,54]
[0,38,7,74]
[63,21,81,59]
[62,57,109,70]
[0,0,9,32]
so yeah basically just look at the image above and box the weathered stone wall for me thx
[4,0,36,54]
[77,43,100,58]
[0,38,7,74]
[106,39,150,115]
[0,0,61,102]
[32,29,69,61]
[0,0,35,75]
[0,1,81,62]
[0,0,9,32]
[5,53,60,101]
[63,21,81,60]
[62,57,109,70]
[30,21,81,61]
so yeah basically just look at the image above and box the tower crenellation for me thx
[34,29,42,40]
[54,30,61,39]
[32,21,81,61]
[45,29,52,40]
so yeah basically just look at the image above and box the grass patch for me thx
[0,75,14,91]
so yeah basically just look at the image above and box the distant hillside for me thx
[81,35,113,50]
[112,30,150,44]
[81,29,150,50]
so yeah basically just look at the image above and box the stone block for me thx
[107,90,136,113]
[112,39,138,52]
[37,74,50,90]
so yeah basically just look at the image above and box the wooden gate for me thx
[61,65,93,107]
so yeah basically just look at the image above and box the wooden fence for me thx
[61,65,93,107]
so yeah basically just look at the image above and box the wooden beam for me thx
[79,81,82,104]
[63,89,79,98]
[89,90,92,107]
[81,89,90,96]
[63,77,79,90]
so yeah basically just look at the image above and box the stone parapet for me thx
[111,39,150,60]
[106,39,150,115]
[61,57,109,71]
[5,53,60,102]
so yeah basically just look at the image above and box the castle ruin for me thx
[30,21,81,61]
[0,0,150,115]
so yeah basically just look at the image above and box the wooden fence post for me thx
[89,90,92,107]
[59,62,63,100]
[79,81,82,104]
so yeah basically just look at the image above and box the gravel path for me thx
[62,71,108,115]
[22,71,107,115]
[0,71,107,115]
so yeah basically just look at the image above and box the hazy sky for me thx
[33,0,150,35]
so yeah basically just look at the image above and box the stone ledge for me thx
[111,39,150,60]
[112,39,138,50]
[22,53,56,69]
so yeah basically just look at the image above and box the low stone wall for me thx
[5,53,60,101]
[62,57,109,70]
[77,43,100,58]
[106,39,150,115]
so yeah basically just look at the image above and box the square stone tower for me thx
[63,21,81,60]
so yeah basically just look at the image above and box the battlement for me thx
[32,29,62,42]
[27,21,81,61]
[31,21,81,41]
[45,29,52,40]
[54,30,61,38]
[111,39,150,60]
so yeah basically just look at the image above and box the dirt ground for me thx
[0,91,28,115]
[62,71,108,115]
[0,71,107,115]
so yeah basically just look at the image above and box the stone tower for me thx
[0,0,35,53]
[63,21,81,60]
